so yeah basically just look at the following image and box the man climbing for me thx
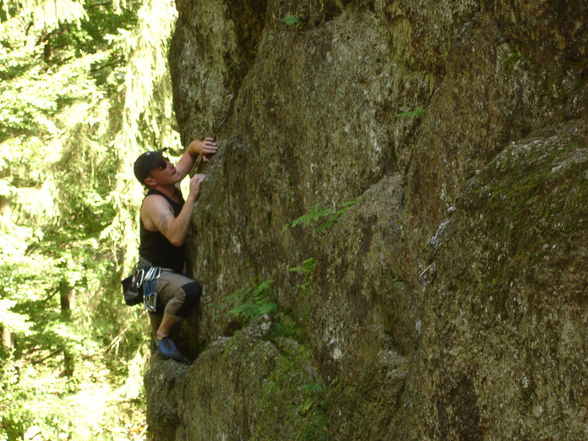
[133,137,217,361]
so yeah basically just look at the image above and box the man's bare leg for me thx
[156,313,178,340]
[156,316,186,361]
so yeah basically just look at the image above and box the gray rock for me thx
[147,1,588,440]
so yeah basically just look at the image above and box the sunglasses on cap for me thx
[154,157,171,170]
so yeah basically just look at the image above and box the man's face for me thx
[147,157,180,185]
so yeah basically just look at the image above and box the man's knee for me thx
[176,281,202,318]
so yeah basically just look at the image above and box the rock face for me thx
[146,1,588,440]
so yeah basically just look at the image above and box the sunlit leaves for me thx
[0,0,177,439]
[0,299,32,334]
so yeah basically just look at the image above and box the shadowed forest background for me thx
[0,0,178,439]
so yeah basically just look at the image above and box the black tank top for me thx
[139,189,185,273]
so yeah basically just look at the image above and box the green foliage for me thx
[289,257,317,295]
[289,257,317,275]
[502,48,533,75]
[267,313,303,341]
[389,269,404,284]
[395,108,426,118]
[253,342,330,441]
[285,200,356,231]
[227,279,278,321]
[0,0,178,439]
[281,15,303,26]
[504,50,522,66]
[288,204,331,228]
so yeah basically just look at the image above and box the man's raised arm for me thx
[175,138,218,179]
[142,174,206,246]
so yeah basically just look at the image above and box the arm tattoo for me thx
[159,213,169,233]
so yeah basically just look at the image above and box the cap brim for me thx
[135,150,166,183]
[143,150,165,171]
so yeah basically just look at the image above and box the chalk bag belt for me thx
[141,266,161,313]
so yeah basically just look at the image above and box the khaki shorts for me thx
[155,271,199,319]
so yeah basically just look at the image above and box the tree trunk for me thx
[59,279,75,377]
[1,327,14,351]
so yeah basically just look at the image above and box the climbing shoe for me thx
[157,337,186,362]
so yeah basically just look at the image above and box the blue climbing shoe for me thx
[157,337,186,362]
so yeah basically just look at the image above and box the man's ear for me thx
[144,176,156,189]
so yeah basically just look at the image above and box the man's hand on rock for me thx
[188,137,218,162]
[188,174,206,201]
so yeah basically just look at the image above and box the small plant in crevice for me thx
[267,312,303,341]
[205,301,222,320]
[289,257,318,295]
[281,15,304,27]
[298,382,329,441]
[226,278,277,322]
[389,268,404,284]
[300,382,327,413]
[389,145,398,163]
[286,257,319,334]
[504,50,522,66]
[284,200,356,232]
[253,342,330,441]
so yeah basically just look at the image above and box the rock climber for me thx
[133,137,217,361]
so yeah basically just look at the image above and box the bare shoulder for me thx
[142,193,173,210]
[141,194,174,230]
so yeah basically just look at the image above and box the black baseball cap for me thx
[133,150,165,183]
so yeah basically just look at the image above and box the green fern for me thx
[226,279,278,321]
[289,257,317,275]
[281,15,303,26]
[285,200,356,231]
[289,258,318,296]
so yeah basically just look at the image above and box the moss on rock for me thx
[148,1,587,440]
[412,120,588,440]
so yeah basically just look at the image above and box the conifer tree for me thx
[0,0,179,438]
